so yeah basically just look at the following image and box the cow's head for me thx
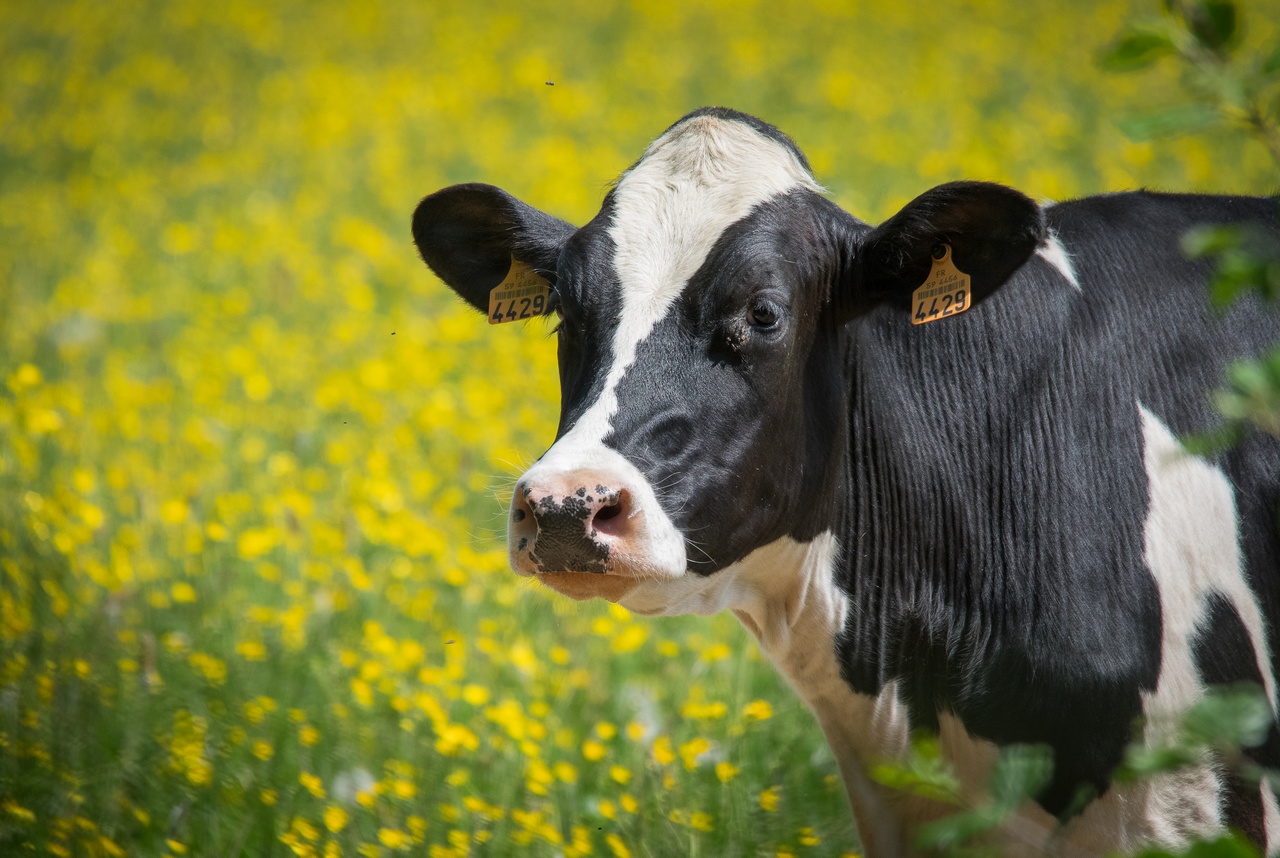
[413,108,1043,613]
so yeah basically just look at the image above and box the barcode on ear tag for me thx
[911,245,971,325]
[488,257,551,325]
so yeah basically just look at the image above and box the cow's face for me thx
[413,108,1043,611]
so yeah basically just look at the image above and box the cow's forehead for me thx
[568,115,820,424]
[607,114,821,319]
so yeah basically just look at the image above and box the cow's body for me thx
[412,109,1280,855]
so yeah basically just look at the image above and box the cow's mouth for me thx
[536,572,639,603]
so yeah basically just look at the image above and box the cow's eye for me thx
[747,298,782,330]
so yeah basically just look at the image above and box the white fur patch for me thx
[1140,405,1275,710]
[1133,404,1275,845]
[520,115,820,578]
[1036,232,1081,291]
[1264,786,1280,856]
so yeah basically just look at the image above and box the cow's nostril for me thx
[590,490,627,537]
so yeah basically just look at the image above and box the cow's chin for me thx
[535,572,641,603]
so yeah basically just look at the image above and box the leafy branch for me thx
[871,685,1271,856]
[1101,0,1280,443]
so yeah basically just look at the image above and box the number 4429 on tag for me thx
[489,257,551,325]
[912,244,970,325]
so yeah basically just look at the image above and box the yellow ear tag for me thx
[911,244,971,325]
[488,257,552,325]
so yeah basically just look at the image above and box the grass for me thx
[1,0,1278,855]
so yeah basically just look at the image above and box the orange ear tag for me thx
[911,244,971,325]
[488,257,552,325]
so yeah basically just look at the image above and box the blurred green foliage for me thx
[1104,0,1280,444]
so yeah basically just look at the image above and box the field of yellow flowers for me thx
[2,1,1279,856]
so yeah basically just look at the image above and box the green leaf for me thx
[1117,744,1199,782]
[1119,685,1273,783]
[1183,0,1239,56]
[869,733,963,804]
[1262,42,1280,76]
[916,805,1004,853]
[1227,360,1269,395]
[1182,224,1242,258]
[1181,683,1272,749]
[1116,103,1220,140]
[1134,834,1261,858]
[1098,27,1177,71]
[987,745,1053,808]
[1180,423,1245,456]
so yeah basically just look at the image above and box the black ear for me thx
[846,181,1046,318]
[411,183,576,313]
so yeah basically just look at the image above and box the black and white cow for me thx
[412,108,1280,856]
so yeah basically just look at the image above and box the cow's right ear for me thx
[412,183,576,314]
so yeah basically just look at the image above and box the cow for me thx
[411,107,1280,856]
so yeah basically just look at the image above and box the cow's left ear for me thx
[841,181,1046,320]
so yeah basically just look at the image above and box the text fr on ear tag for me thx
[488,257,552,325]
[911,244,971,325]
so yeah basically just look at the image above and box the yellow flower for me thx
[300,772,326,798]
[160,499,189,524]
[652,736,675,766]
[323,806,348,833]
[678,737,711,770]
[3,799,36,823]
[10,363,42,391]
[715,761,740,783]
[378,828,409,849]
[700,643,732,662]
[170,582,197,603]
[742,699,774,721]
[252,741,274,761]
[610,624,647,653]
[461,684,489,706]
[759,786,781,813]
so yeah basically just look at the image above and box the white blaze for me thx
[523,114,820,578]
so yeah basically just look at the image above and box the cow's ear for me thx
[842,181,1045,320]
[412,183,576,314]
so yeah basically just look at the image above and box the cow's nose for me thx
[510,475,633,574]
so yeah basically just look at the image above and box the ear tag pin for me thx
[911,244,971,325]
[488,257,552,325]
